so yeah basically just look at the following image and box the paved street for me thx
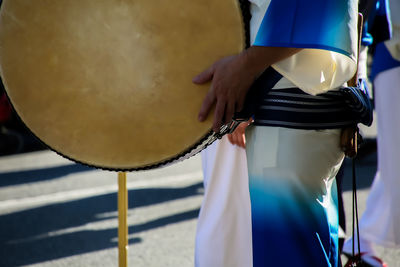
[0,122,399,266]
[0,152,203,267]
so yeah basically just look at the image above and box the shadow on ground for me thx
[0,164,93,187]
[0,174,202,266]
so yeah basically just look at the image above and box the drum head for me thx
[0,0,244,170]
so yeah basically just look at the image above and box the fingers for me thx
[198,91,215,122]
[195,65,215,122]
[238,133,246,148]
[234,130,246,148]
[227,133,235,145]
[227,131,246,148]
[228,121,249,148]
[212,99,226,132]
[193,66,214,84]
[224,101,235,125]
[198,89,232,132]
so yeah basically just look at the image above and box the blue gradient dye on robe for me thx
[254,0,355,57]
[249,177,339,266]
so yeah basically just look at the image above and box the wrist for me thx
[240,47,269,78]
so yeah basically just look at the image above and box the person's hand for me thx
[193,46,301,133]
[227,119,252,148]
[193,52,257,132]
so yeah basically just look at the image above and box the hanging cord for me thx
[351,151,362,266]
[348,14,363,266]
[341,126,363,267]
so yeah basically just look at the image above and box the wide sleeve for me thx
[385,0,400,61]
[253,0,359,95]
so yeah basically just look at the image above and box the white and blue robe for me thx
[247,0,358,266]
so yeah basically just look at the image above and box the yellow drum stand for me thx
[118,172,129,267]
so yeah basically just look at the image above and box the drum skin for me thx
[0,0,244,170]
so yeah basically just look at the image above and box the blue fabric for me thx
[361,0,392,46]
[254,0,354,57]
[249,165,339,267]
[371,42,400,81]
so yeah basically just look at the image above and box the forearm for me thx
[240,46,302,79]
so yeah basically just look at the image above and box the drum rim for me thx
[0,0,249,171]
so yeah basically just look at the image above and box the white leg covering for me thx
[359,66,400,248]
[343,67,400,256]
[195,136,252,267]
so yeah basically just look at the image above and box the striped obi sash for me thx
[253,88,363,129]
[237,67,373,130]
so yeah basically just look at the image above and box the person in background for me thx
[342,0,400,266]
[336,0,392,253]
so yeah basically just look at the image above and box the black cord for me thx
[352,152,362,265]
[352,159,355,259]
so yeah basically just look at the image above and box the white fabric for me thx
[358,66,400,248]
[245,126,344,196]
[272,47,357,95]
[248,0,270,10]
[195,136,252,267]
[358,46,369,80]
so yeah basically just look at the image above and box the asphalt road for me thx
[0,124,399,267]
[0,151,203,267]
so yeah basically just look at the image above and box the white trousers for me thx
[357,66,400,248]
[195,136,252,267]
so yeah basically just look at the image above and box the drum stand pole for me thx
[118,172,129,267]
